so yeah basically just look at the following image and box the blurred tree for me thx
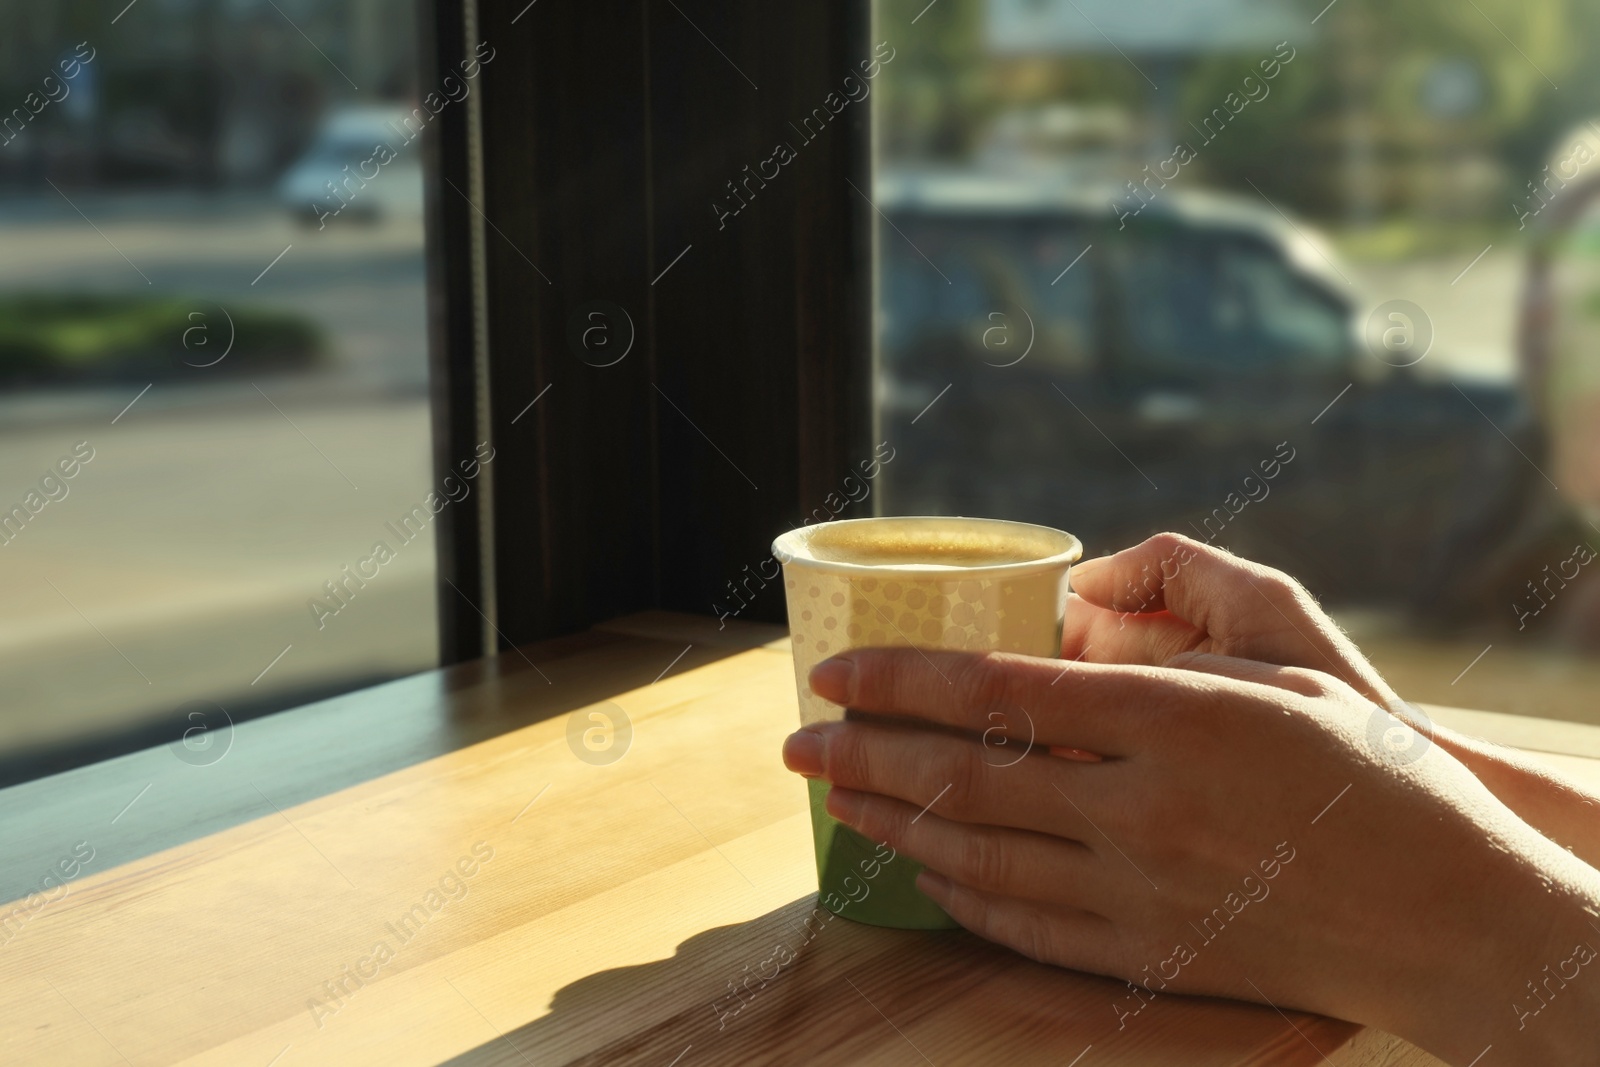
[1182,0,1576,220]
[877,0,1145,162]
[874,0,1587,226]
[0,0,393,190]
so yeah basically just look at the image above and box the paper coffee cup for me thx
[772,516,1082,929]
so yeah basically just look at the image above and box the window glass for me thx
[0,0,437,779]
[1223,242,1350,366]
[880,213,1094,375]
[1115,231,1350,373]
[874,0,1600,726]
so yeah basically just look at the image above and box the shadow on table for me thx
[437,894,1313,1067]
[439,894,986,1066]
[441,895,1376,1067]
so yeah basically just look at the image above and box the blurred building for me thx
[0,0,416,189]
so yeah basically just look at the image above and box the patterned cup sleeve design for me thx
[782,566,1070,726]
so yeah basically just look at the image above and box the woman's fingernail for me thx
[809,657,856,704]
[1070,556,1107,579]
[916,869,950,899]
[825,786,864,824]
[782,730,825,777]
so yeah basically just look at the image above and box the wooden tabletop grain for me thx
[8,611,1594,1066]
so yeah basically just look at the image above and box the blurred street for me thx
[1352,249,1520,383]
[0,397,437,756]
[0,194,438,757]
[0,192,1580,758]
[0,191,429,397]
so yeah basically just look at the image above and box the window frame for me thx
[434,0,876,656]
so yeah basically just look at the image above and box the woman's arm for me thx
[1431,730,1600,865]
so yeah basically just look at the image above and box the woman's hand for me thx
[1067,533,1600,868]
[1063,532,1398,704]
[782,648,1600,1066]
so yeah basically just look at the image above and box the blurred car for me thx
[276,106,424,225]
[876,168,1526,607]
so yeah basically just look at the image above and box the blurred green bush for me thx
[0,295,323,385]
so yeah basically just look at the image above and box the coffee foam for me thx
[789,518,1072,571]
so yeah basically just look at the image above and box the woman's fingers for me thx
[784,719,1111,839]
[807,647,1204,755]
[1070,534,1398,707]
[1061,591,1205,665]
[825,786,1119,911]
[1069,532,1300,628]
[1162,650,1355,701]
[914,871,1122,975]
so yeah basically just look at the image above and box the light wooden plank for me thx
[0,614,1459,1065]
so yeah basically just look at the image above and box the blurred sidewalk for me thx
[0,396,438,755]
[1351,251,1520,384]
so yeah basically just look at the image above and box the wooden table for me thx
[4,612,1598,1066]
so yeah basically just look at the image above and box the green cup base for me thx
[809,778,961,930]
